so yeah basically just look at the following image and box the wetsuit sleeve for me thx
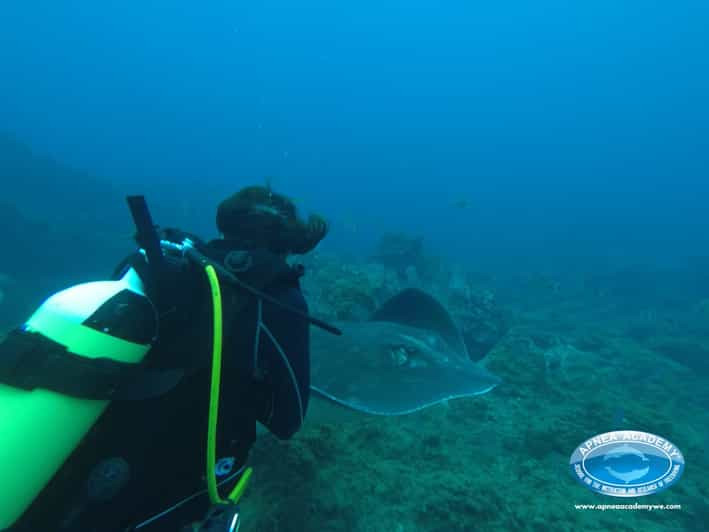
[257,285,311,439]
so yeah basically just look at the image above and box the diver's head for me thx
[216,185,328,254]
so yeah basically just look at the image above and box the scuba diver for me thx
[0,185,338,531]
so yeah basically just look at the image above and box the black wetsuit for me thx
[11,239,311,532]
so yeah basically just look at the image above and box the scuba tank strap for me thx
[0,328,183,401]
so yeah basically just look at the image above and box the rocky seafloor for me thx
[237,252,709,532]
[1,247,707,532]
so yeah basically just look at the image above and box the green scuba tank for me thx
[0,267,156,529]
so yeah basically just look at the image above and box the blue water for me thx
[2,0,707,273]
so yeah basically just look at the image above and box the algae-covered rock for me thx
[485,328,601,394]
[649,337,709,374]
[372,232,424,273]
[453,288,508,361]
[371,232,443,282]
[298,253,402,320]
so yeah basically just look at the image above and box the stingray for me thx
[308,288,501,416]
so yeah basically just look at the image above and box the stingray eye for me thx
[389,345,410,367]
[388,345,419,367]
[404,345,420,356]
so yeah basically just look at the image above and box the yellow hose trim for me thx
[205,264,225,505]
[228,466,253,504]
[204,264,252,507]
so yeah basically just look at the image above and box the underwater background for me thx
[1,1,708,531]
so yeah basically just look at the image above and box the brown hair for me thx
[216,185,328,254]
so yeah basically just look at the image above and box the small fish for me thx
[451,199,472,209]
[612,406,625,429]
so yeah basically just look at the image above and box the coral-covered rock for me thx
[298,253,401,320]
[371,232,431,281]
[439,266,509,361]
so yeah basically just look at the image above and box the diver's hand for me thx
[289,213,329,253]
[306,214,329,242]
